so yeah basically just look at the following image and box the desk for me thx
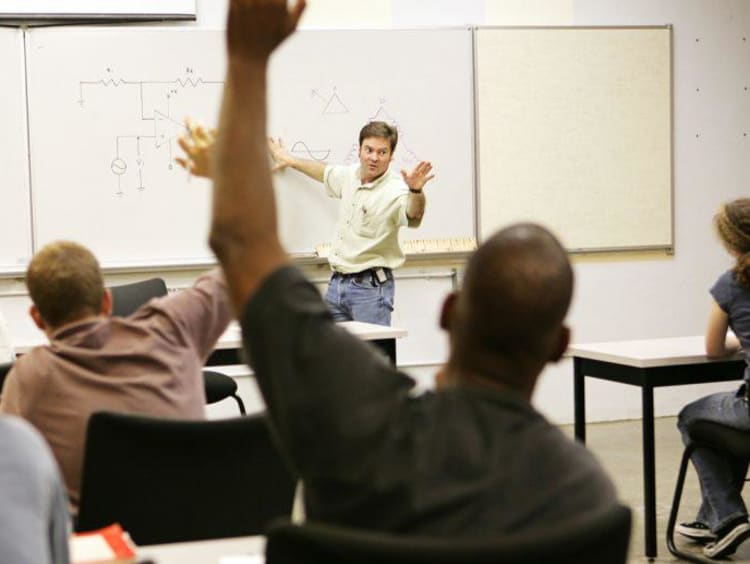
[569,337,745,559]
[139,535,265,564]
[206,321,406,366]
[14,320,407,366]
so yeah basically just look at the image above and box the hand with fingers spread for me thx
[226,0,306,62]
[401,161,435,192]
[176,119,217,179]
[267,137,293,173]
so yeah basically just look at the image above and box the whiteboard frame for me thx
[473,25,674,254]
[0,0,195,23]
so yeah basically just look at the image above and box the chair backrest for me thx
[77,411,296,545]
[109,278,168,317]
[265,503,631,564]
[0,362,13,394]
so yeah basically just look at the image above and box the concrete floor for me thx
[569,417,750,563]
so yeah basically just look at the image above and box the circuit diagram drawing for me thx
[77,68,223,196]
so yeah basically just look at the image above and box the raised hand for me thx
[267,137,293,173]
[401,161,435,192]
[226,0,306,62]
[176,118,217,178]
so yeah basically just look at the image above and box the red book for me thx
[70,523,137,564]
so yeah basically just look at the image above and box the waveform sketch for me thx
[291,140,331,161]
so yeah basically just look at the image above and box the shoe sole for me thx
[677,531,716,544]
[676,524,716,543]
[703,524,750,559]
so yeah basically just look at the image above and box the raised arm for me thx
[268,137,326,182]
[401,160,434,225]
[209,0,305,312]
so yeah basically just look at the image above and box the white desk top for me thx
[138,535,265,564]
[569,336,745,368]
[13,320,407,355]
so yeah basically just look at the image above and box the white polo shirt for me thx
[324,163,420,274]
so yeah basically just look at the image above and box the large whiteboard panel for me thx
[476,27,672,251]
[27,28,224,268]
[26,28,475,269]
[269,29,475,250]
[0,28,33,272]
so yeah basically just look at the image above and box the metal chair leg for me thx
[666,443,713,563]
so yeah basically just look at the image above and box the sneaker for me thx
[703,521,750,559]
[676,521,716,543]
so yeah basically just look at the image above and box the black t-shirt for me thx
[243,265,617,536]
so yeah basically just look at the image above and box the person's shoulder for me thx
[716,269,736,286]
[0,415,46,452]
[330,162,358,176]
[10,347,46,376]
[242,264,314,320]
[711,269,743,299]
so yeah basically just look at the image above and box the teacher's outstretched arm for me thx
[209,0,306,313]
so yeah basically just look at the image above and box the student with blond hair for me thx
[0,241,231,514]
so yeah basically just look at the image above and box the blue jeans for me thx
[325,269,394,326]
[677,388,750,532]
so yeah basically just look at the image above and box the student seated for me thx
[178,0,619,536]
[0,241,232,514]
[0,415,70,564]
[676,199,750,558]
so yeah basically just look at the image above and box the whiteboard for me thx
[268,29,475,251]
[25,27,475,269]
[475,27,672,251]
[0,0,195,21]
[26,28,223,269]
[0,28,33,272]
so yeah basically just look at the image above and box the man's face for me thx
[359,136,393,183]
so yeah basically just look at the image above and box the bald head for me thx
[448,223,573,389]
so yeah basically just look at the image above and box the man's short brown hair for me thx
[26,241,105,328]
[359,121,398,152]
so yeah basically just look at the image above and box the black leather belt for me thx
[334,267,391,285]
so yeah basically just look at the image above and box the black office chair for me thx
[77,411,296,545]
[0,361,13,394]
[265,503,632,564]
[110,277,168,317]
[109,278,244,413]
[666,420,750,563]
[204,369,246,414]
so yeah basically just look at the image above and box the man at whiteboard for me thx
[269,126,434,325]
[178,121,434,326]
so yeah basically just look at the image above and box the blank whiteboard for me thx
[0,28,33,272]
[475,27,672,251]
[25,27,475,269]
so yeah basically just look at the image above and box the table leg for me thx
[372,338,397,365]
[642,384,657,559]
[574,357,586,443]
